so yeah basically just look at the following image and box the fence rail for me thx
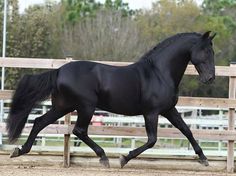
[1,57,236,76]
[0,57,235,172]
[0,123,236,141]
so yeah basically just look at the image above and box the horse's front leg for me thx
[162,107,209,166]
[73,106,110,168]
[120,113,158,168]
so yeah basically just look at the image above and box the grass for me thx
[1,135,230,151]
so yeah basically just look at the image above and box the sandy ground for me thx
[0,165,236,176]
[0,153,236,176]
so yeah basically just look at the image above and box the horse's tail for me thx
[6,69,58,143]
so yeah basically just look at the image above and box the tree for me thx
[180,0,236,98]
[59,0,141,60]
[202,0,236,15]
[136,0,202,45]
[60,0,102,24]
[202,0,236,64]
[104,0,134,16]
[2,0,139,88]
[5,2,58,89]
[62,9,145,61]
[60,0,134,24]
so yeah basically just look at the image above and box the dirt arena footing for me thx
[0,153,233,172]
[1,153,236,176]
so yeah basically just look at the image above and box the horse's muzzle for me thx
[201,74,215,84]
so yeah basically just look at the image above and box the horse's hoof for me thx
[10,147,21,158]
[119,155,128,168]
[198,158,209,166]
[99,158,110,168]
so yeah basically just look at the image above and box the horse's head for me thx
[190,31,216,84]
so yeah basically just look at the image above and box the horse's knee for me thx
[73,128,86,139]
[73,127,105,158]
[72,128,81,136]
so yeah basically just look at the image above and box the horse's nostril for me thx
[208,76,215,83]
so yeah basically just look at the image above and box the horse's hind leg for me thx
[73,106,110,168]
[10,108,67,158]
[162,107,209,166]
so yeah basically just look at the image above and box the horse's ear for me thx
[209,33,217,40]
[202,31,211,40]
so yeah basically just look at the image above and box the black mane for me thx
[140,32,201,61]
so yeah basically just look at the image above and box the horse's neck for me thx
[152,41,193,88]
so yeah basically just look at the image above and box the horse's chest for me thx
[142,87,178,113]
[160,92,178,110]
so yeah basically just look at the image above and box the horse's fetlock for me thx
[147,137,157,148]
[100,154,108,160]
[97,148,105,155]
[21,148,30,154]
[195,147,204,156]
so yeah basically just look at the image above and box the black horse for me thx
[7,31,216,168]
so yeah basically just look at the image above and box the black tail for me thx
[6,69,58,143]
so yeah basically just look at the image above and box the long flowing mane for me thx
[140,32,202,61]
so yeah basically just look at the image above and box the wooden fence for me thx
[0,57,236,172]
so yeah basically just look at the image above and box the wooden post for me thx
[63,57,72,168]
[63,113,71,168]
[227,63,236,173]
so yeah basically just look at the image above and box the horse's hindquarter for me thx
[56,61,103,106]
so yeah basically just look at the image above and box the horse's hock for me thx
[0,57,235,173]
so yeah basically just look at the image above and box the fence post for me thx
[227,63,236,173]
[63,57,72,168]
[63,113,71,167]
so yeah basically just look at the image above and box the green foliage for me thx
[104,0,134,16]
[202,0,236,15]
[4,2,55,89]
[202,0,236,64]
[136,0,235,65]
[136,0,202,47]
[61,0,102,23]
[60,0,134,25]
[4,1,59,58]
